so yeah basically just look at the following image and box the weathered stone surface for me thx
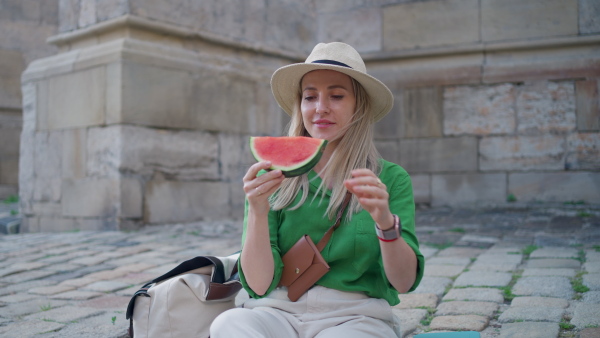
[517,81,576,134]
[571,303,600,329]
[429,315,488,332]
[62,178,118,218]
[443,288,504,303]
[318,8,381,53]
[512,276,574,299]
[566,133,600,170]
[483,43,600,84]
[402,87,443,138]
[383,0,479,50]
[400,137,477,173]
[438,247,485,259]
[23,305,102,322]
[33,131,62,203]
[498,306,564,323]
[431,173,506,207]
[96,0,129,21]
[585,262,600,273]
[0,49,25,109]
[530,247,579,259]
[87,125,219,181]
[579,0,600,34]
[0,320,64,337]
[412,277,453,298]
[144,180,231,224]
[575,80,599,131]
[444,84,516,136]
[480,135,565,171]
[583,291,600,304]
[581,328,600,338]
[410,174,430,204]
[392,308,428,338]
[373,53,484,87]
[424,265,465,277]
[583,273,600,291]
[525,258,581,269]
[60,128,87,181]
[499,322,560,338]
[38,67,106,130]
[454,271,512,288]
[82,281,130,293]
[49,290,103,300]
[426,257,471,268]
[510,296,569,309]
[522,268,576,277]
[395,293,438,310]
[509,172,600,204]
[436,301,498,317]
[481,0,578,41]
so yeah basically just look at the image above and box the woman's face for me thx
[300,69,356,143]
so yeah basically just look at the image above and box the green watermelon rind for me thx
[249,137,328,177]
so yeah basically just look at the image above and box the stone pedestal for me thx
[20,15,288,231]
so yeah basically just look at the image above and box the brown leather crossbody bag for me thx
[279,193,352,301]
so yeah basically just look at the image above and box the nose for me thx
[316,96,329,114]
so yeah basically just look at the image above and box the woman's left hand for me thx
[344,169,394,229]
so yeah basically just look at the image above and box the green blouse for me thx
[238,160,425,306]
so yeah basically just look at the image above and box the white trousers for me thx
[210,286,401,338]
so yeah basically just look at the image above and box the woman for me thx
[211,42,424,338]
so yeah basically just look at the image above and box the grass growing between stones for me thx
[1,195,18,204]
[559,318,575,330]
[424,242,454,250]
[418,307,437,327]
[40,303,52,311]
[449,228,466,233]
[521,245,539,256]
[499,272,522,302]
[576,249,586,263]
[572,271,589,294]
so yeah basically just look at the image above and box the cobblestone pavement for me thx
[0,203,599,338]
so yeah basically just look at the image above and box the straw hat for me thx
[270,42,394,123]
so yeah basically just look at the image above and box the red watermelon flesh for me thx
[250,136,328,177]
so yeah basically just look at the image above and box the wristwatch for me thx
[375,214,402,242]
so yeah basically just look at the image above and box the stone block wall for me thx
[0,0,59,199]
[362,0,600,206]
[18,0,600,231]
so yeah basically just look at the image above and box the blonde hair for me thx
[270,76,382,220]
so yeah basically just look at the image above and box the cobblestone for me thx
[454,271,513,287]
[499,322,560,338]
[442,288,504,303]
[571,303,600,329]
[0,205,599,337]
[583,273,600,290]
[429,315,489,331]
[498,306,565,323]
[512,276,575,299]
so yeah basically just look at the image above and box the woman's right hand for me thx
[243,161,285,213]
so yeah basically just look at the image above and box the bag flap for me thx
[280,236,318,287]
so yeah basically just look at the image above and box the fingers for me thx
[243,161,284,198]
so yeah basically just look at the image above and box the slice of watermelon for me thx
[250,136,328,177]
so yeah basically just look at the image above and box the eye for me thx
[304,95,316,101]
[331,95,344,100]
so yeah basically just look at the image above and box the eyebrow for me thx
[302,85,349,92]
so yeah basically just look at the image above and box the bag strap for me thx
[316,192,352,252]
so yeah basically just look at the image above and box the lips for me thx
[314,119,334,126]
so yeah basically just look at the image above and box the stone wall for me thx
[19,0,600,231]
[0,0,59,199]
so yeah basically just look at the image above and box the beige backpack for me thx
[125,253,242,338]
